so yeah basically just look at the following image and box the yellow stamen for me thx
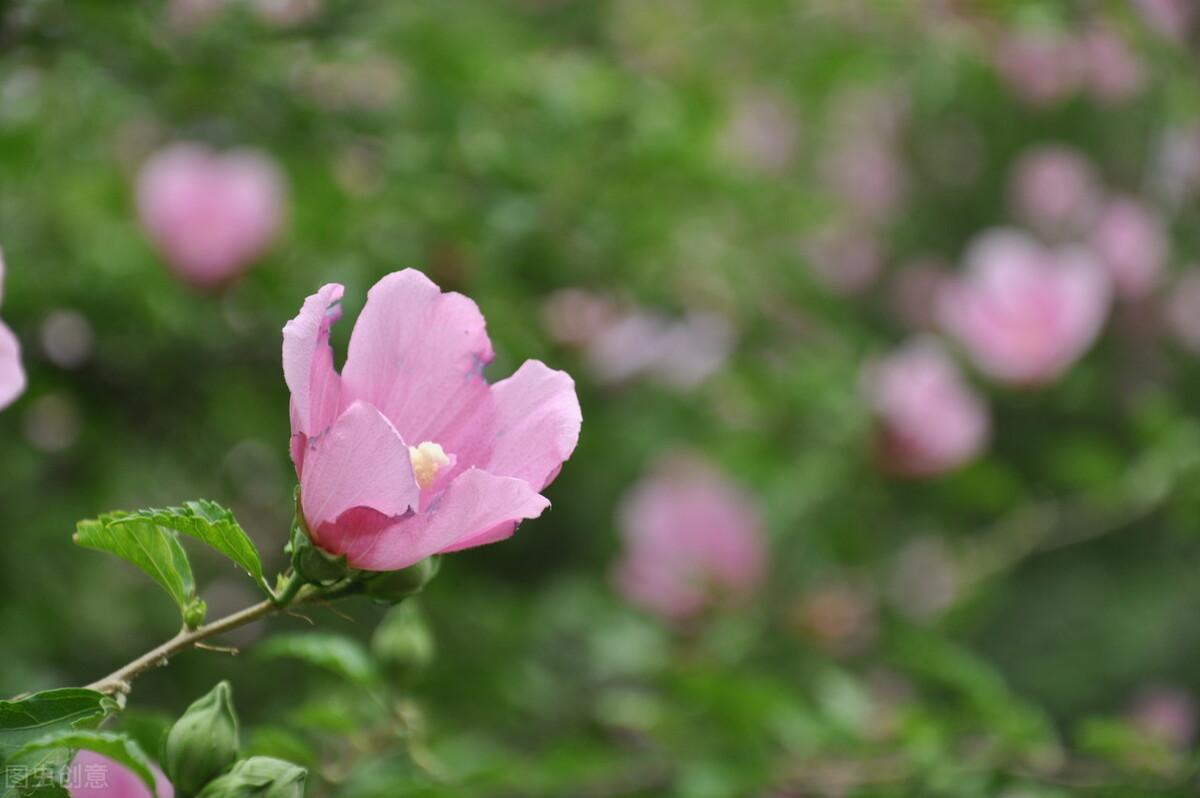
[408,441,450,490]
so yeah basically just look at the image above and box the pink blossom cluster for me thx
[994,23,1145,108]
[540,289,734,391]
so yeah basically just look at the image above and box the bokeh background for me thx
[4,0,1200,795]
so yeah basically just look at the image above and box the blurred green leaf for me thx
[257,634,378,687]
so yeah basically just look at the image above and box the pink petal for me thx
[341,468,549,571]
[486,360,582,489]
[300,401,419,547]
[341,270,495,463]
[69,750,173,798]
[0,321,24,412]
[283,283,345,444]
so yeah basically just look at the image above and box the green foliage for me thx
[257,635,378,688]
[116,502,267,593]
[0,690,112,764]
[195,757,306,798]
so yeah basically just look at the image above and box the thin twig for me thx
[85,583,321,696]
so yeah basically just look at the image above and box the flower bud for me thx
[360,556,440,604]
[371,601,434,680]
[166,681,240,796]
[290,526,349,586]
[195,757,306,798]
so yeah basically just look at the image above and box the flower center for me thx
[408,441,451,490]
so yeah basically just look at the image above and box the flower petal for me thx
[69,750,173,798]
[343,468,549,571]
[486,360,582,489]
[0,321,25,412]
[300,401,419,544]
[283,283,345,441]
[341,270,495,460]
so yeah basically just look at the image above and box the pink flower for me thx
[940,230,1111,386]
[613,458,765,620]
[1127,686,1197,750]
[68,750,174,798]
[1132,0,1195,42]
[804,223,885,296]
[283,270,581,571]
[1080,27,1146,103]
[994,29,1082,108]
[1088,196,1168,300]
[822,137,907,222]
[137,143,285,289]
[0,249,26,412]
[865,339,989,477]
[1008,145,1101,238]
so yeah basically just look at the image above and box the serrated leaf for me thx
[10,731,158,797]
[0,690,111,764]
[257,634,378,686]
[74,517,196,614]
[112,501,266,591]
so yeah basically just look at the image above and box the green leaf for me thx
[9,731,158,796]
[112,501,266,591]
[0,690,111,764]
[256,634,378,686]
[74,516,196,615]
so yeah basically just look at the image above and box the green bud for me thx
[165,681,240,796]
[371,601,434,680]
[360,556,440,604]
[195,757,306,798]
[290,530,349,586]
[183,598,208,630]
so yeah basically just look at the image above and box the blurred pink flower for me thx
[1088,197,1168,299]
[137,143,285,289]
[284,270,581,571]
[792,582,878,657]
[540,288,620,348]
[252,0,321,27]
[1009,145,1101,238]
[822,137,907,222]
[804,224,885,296]
[940,229,1111,386]
[865,339,989,477]
[1127,686,1197,750]
[69,750,173,798]
[887,536,961,620]
[1165,269,1200,353]
[0,249,26,412]
[585,310,734,390]
[614,458,765,620]
[1080,26,1146,103]
[719,90,801,174]
[1132,0,1195,42]
[994,29,1082,107]
[1153,126,1200,208]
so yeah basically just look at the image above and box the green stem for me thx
[271,570,305,607]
